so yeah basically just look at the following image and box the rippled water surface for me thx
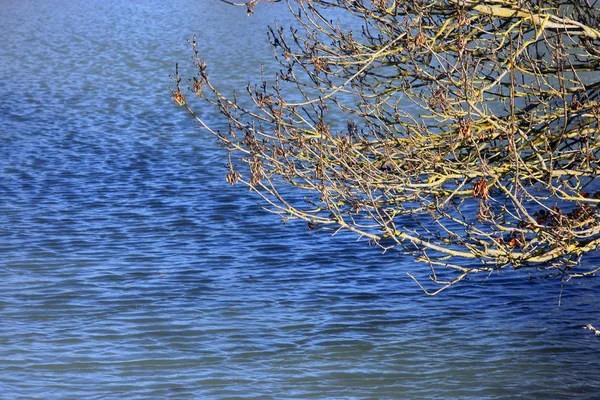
[1,1,600,398]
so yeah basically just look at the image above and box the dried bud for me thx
[371,0,387,9]
[193,77,204,96]
[458,120,472,140]
[250,156,263,186]
[246,0,256,16]
[316,121,330,137]
[226,171,240,185]
[173,90,186,106]
[313,57,329,74]
[509,238,522,249]
[472,178,489,201]
[414,32,427,48]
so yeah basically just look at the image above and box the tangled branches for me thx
[175,0,600,293]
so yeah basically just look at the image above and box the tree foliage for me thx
[174,0,600,293]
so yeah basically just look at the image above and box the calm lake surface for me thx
[1,1,600,398]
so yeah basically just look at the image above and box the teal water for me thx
[1,1,600,398]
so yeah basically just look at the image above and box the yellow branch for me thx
[453,0,600,39]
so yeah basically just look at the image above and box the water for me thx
[1,1,599,398]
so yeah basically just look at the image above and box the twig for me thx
[584,324,600,336]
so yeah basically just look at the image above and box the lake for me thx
[1,1,599,398]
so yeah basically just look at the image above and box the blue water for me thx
[1,1,599,398]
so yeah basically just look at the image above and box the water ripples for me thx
[1,0,600,398]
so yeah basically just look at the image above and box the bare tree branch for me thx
[174,0,600,293]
